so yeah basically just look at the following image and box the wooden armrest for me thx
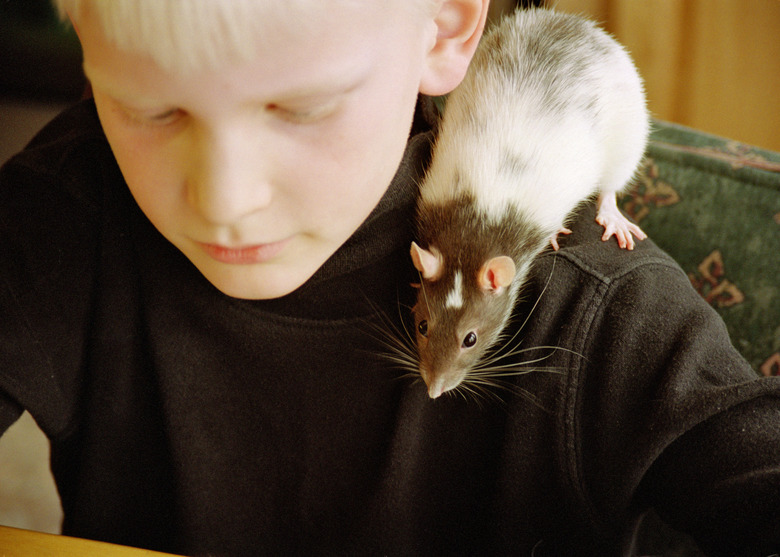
[0,525,181,556]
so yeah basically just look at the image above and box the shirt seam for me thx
[556,253,689,537]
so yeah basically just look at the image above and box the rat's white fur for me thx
[445,270,465,309]
[421,8,649,239]
[412,9,649,398]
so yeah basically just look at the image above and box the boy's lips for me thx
[196,238,290,264]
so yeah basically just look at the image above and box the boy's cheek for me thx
[95,112,178,199]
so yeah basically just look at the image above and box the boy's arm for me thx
[640,392,780,556]
[0,102,105,440]
[0,390,24,438]
[559,245,780,554]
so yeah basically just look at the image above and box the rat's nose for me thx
[427,378,447,399]
[421,362,450,399]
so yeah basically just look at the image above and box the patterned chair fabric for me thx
[620,120,780,377]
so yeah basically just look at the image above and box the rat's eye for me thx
[462,332,477,348]
[417,320,428,337]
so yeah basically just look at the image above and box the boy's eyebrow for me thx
[83,61,367,107]
[82,63,161,105]
[263,78,366,102]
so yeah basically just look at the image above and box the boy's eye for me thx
[265,102,335,124]
[146,109,181,122]
[117,104,184,127]
[137,108,185,125]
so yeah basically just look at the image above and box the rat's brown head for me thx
[410,242,516,398]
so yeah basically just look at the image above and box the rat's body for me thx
[411,8,649,398]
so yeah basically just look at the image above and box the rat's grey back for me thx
[421,8,648,236]
[470,9,627,116]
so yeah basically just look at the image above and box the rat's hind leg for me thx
[595,192,646,250]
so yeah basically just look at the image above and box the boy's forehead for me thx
[74,0,430,75]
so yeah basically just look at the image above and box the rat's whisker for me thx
[366,256,580,407]
[489,256,558,360]
[471,366,566,378]
[453,381,503,408]
[360,295,421,377]
[457,375,550,413]
[393,299,417,346]
[474,350,554,371]
[479,343,585,373]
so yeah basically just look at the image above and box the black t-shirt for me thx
[1,100,779,556]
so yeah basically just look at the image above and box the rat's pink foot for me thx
[595,193,646,250]
[549,227,572,251]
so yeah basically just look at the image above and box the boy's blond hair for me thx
[54,0,440,74]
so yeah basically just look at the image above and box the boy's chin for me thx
[192,259,317,300]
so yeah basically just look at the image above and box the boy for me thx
[1,0,778,555]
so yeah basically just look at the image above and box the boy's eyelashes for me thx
[114,101,337,128]
[112,104,185,127]
[141,108,183,124]
[264,102,338,124]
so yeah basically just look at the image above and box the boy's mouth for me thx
[196,239,290,265]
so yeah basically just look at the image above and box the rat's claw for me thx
[549,227,572,251]
[616,228,632,250]
[602,222,635,250]
[626,222,647,241]
[599,222,615,241]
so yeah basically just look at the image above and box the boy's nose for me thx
[186,128,273,225]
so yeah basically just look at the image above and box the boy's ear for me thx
[419,0,489,96]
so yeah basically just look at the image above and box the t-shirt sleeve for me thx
[0,389,24,438]
[566,255,780,554]
[641,392,780,556]
[0,103,105,440]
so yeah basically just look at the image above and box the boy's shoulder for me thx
[3,99,111,180]
[1,100,120,214]
[548,203,684,286]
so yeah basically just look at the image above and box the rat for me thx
[410,8,649,399]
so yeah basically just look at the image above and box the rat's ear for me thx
[477,256,516,294]
[411,242,444,281]
[419,0,489,96]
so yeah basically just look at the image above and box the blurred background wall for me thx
[550,0,780,152]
